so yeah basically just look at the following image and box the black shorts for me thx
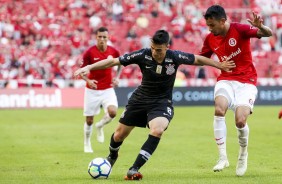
[119,102,174,128]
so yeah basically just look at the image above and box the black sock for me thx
[109,133,123,158]
[131,134,160,170]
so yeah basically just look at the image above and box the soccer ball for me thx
[88,157,112,179]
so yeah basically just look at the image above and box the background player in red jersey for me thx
[80,27,121,153]
[200,5,273,176]
[279,110,282,119]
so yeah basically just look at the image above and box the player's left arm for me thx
[247,11,273,37]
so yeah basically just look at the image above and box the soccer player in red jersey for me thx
[80,27,121,153]
[279,110,282,119]
[200,5,272,176]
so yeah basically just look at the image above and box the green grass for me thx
[0,106,282,184]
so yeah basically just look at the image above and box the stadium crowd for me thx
[0,0,282,88]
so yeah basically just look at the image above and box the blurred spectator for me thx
[140,30,151,48]
[126,26,138,40]
[195,66,206,79]
[136,13,149,29]
[112,0,124,22]
[89,12,102,29]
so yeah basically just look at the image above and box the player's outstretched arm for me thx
[194,55,236,72]
[74,57,121,78]
[247,11,272,37]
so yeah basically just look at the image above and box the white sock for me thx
[84,122,93,145]
[237,124,249,155]
[96,113,112,128]
[213,116,227,159]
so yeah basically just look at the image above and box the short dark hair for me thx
[96,27,108,34]
[152,30,170,45]
[204,5,227,20]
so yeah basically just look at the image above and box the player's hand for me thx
[87,80,98,89]
[220,60,236,72]
[247,11,263,28]
[74,66,90,78]
[111,78,119,88]
[279,110,282,119]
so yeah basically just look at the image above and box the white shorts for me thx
[214,80,258,112]
[83,87,118,116]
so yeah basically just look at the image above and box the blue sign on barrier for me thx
[115,86,282,106]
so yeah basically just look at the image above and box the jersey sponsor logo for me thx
[127,52,142,60]
[228,38,237,47]
[165,58,173,63]
[145,55,152,60]
[145,65,152,69]
[165,64,175,75]
[220,48,241,61]
[94,57,100,60]
[214,47,220,50]
[178,54,191,60]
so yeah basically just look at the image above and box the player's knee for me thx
[235,117,247,128]
[86,117,93,125]
[108,107,117,118]
[108,111,117,118]
[150,127,165,138]
[113,132,125,142]
[214,107,226,117]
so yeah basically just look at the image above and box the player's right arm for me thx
[80,74,98,89]
[74,57,121,77]
[247,11,272,37]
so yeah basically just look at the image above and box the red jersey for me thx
[200,23,259,85]
[81,45,120,90]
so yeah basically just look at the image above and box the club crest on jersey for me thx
[229,38,236,47]
[165,64,175,75]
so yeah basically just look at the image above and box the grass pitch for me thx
[0,106,282,184]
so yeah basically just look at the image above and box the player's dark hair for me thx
[96,27,108,34]
[152,30,170,45]
[204,5,227,20]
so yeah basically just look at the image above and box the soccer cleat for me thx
[84,144,93,153]
[124,168,143,180]
[236,152,248,176]
[106,153,118,167]
[95,123,104,143]
[213,158,229,172]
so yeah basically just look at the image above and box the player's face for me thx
[205,17,226,36]
[151,42,168,62]
[96,31,109,47]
